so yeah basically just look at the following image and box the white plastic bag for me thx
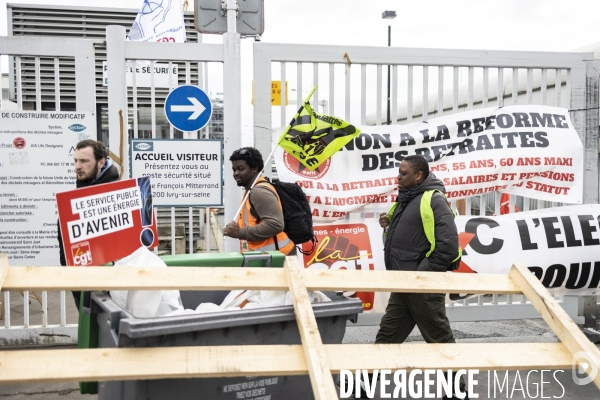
[111,247,183,318]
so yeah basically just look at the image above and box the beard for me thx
[76,163,100,184]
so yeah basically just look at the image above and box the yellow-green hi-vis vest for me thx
[385,190,462,268]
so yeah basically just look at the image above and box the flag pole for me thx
[224,86,318,233]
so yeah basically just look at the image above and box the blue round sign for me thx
[164,85,213,132]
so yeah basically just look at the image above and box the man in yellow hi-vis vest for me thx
[223,147,295,255]
[377,155,467,400]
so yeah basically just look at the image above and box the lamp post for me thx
[382,10,396,125]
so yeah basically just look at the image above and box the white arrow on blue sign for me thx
[164,85,213,132]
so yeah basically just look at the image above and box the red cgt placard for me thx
[56,177,158,266]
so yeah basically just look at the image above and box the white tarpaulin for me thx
[275,105,583,222]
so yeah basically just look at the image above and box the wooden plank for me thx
[284,257,338,400]
[0,254,8,292]
[302,269,522,294]
[509,264,600,389]
[0,343,572,384]
[2,266,288,291]
[2,265,521,294]
[326,342,573,372]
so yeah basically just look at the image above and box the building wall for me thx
[6,3,222,142]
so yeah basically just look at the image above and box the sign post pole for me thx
[222,0,242,252]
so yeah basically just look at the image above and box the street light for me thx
[382,10,396,125]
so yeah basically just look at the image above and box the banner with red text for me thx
[274,105,583,222]
[297,205,600,305]
[57,177,158,266]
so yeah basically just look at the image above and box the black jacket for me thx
[57,159,120,266]
[384,173,458,272]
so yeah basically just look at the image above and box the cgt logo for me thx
[134,142,153,151]
[68,124,87,132]
[71,242,92,266]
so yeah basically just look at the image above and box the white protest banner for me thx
[300,205,600,302]
[130,139,223,207]
[274,105,583,222]
[127,0,186,43]
[455,204,600,296]
[0,111,95,266]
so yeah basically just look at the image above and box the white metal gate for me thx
[252,43,598,324]
[0,36,97,345]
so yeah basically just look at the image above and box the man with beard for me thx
[377,155,467,400]
[57,139,120,309]
[223,147,295,255]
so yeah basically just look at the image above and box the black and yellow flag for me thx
[277,86,360,171]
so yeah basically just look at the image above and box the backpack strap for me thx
[248,182,281,251]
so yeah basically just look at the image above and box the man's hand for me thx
[379,212,390,228]
[224,221,240,238]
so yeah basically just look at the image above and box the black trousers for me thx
[376,292,466,395]
[376,292,455,344]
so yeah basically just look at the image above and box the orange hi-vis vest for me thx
[238,177,295,255]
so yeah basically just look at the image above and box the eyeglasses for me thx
[234,148,253,162]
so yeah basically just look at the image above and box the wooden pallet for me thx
[1,253,599,399]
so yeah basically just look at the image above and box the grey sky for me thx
[1,0,599,141]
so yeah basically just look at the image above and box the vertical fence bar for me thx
[391,65,398,124]
[297,62,303,109]
[452,67,459,113]
[204,61,210,252]
[527,68,533,104]
[345,61,351,121]
[42,290,48,327]
[407,65,413,123]
[60,290,66,326]
[555,69,561,107]
[329,62,334,116]
[437,66,444,117]
[4,292,10,327]
[281,62,286,127]
[422,66,428,121]
[23,290,29,328]
[512,68,518,105]
[565,69,571,109]
[360,64,366,125]
[482,67,489,108]
[467,66,474,110]
[132,60,138,138]
[313,63,319,110]
[541,69,547,105]
[497,68,503,107]
[168,61,175,255]
[54,56,67,324]
[376,64,382,125]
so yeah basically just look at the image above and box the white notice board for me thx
[0,111,96,266]
[130,139,223,207]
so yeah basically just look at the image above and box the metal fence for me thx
[0,36,96,345]
[0,31,226,345]
[252,43,596,324]
[0,36,598,345]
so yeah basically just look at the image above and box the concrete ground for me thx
[1,319,600,399]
